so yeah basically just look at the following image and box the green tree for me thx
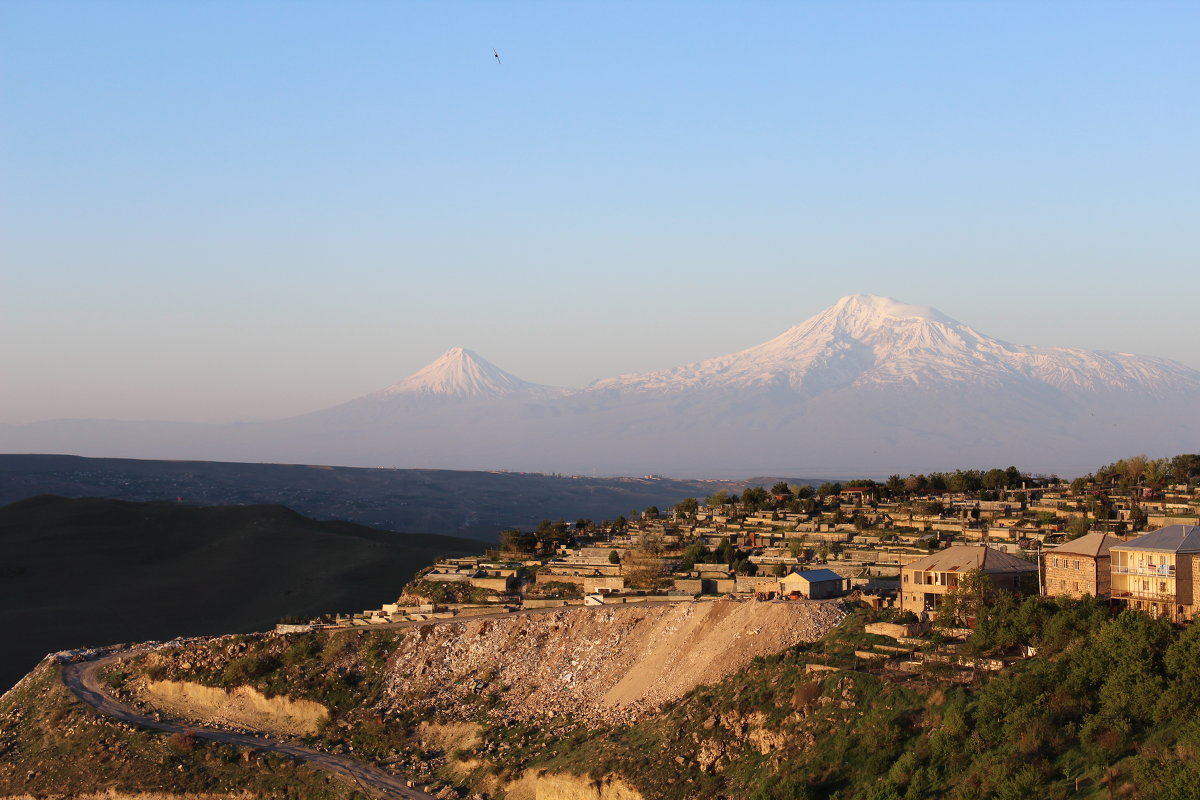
[732,557,756,576]
[500,528,536,555]
[741,487,770,510]
[608,549,621,565]
[982,468,1009,490]
[1066,515,1092,539]
[717,537,739,565]
[1169,453,1200,484]
[1130,504,1147,531]
[675,497,699,518]
[935,568,993,628]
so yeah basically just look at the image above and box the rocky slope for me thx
[384,601,847,725]
[9,597,1200,799]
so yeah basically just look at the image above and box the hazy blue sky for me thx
[2,1,1197,423]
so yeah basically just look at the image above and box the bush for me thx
[221,653,279,685]
[167,730,198,752]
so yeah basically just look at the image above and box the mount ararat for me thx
[5,295,1197,476]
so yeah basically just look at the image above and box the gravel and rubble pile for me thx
[384,599,846,724]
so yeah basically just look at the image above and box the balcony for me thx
[1112,565,1175,577]
[1112,590,1178,604]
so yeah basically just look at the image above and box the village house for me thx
[1042,532,1120,599]
[422,562,519,593]
[900,544,1038,615]
[839,486,874,505]
[1110,524,1200,622]
[779,568,849,599]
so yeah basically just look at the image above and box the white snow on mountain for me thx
[3,294,1197,476]
[586,294,1199,397]
[376,347,558,399]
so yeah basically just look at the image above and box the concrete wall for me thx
[735,575,780,594]
[470,576,515,592]
[538,572,626,594]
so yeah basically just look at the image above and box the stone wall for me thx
[1043,554,1102,598]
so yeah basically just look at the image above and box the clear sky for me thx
[2,1,1198,423]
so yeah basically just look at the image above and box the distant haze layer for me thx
[2,296,1197,477]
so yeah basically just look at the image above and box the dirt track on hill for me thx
[60,653,434,800]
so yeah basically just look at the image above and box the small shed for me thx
[780,568,849,599]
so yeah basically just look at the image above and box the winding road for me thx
[58,599,700,797]
[60,651,436,800]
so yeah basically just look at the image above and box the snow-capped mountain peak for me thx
[587,294,1200,396]
[822,294,953,330]
[381,347,545,399]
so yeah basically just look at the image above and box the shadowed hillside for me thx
[0,455,772,540]
[0,495,479,692]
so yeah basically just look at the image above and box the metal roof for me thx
[788,568,845,583]
[1111,525,1200,554]
[1047,532,1121,558]
[903,544,1037,574]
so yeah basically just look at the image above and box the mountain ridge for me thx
[2,295,1197,475]
[584,294,1200,396]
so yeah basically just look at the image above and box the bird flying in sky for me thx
[493,48,501,65]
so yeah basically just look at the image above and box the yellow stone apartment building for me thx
[1110,524,1200,622]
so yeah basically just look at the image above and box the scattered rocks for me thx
[384,600,846,725]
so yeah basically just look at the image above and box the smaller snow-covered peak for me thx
[382,347,545,399]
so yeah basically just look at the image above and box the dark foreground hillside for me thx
[0,495,479,692]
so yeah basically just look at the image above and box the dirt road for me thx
[60,652,435,800]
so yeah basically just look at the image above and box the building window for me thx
[1054,558,1060,568]
[1160,582,1167,594]
[1073,582,1078,591]
[1073,560,1080,570]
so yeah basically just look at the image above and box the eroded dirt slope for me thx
[386,599,846,723]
